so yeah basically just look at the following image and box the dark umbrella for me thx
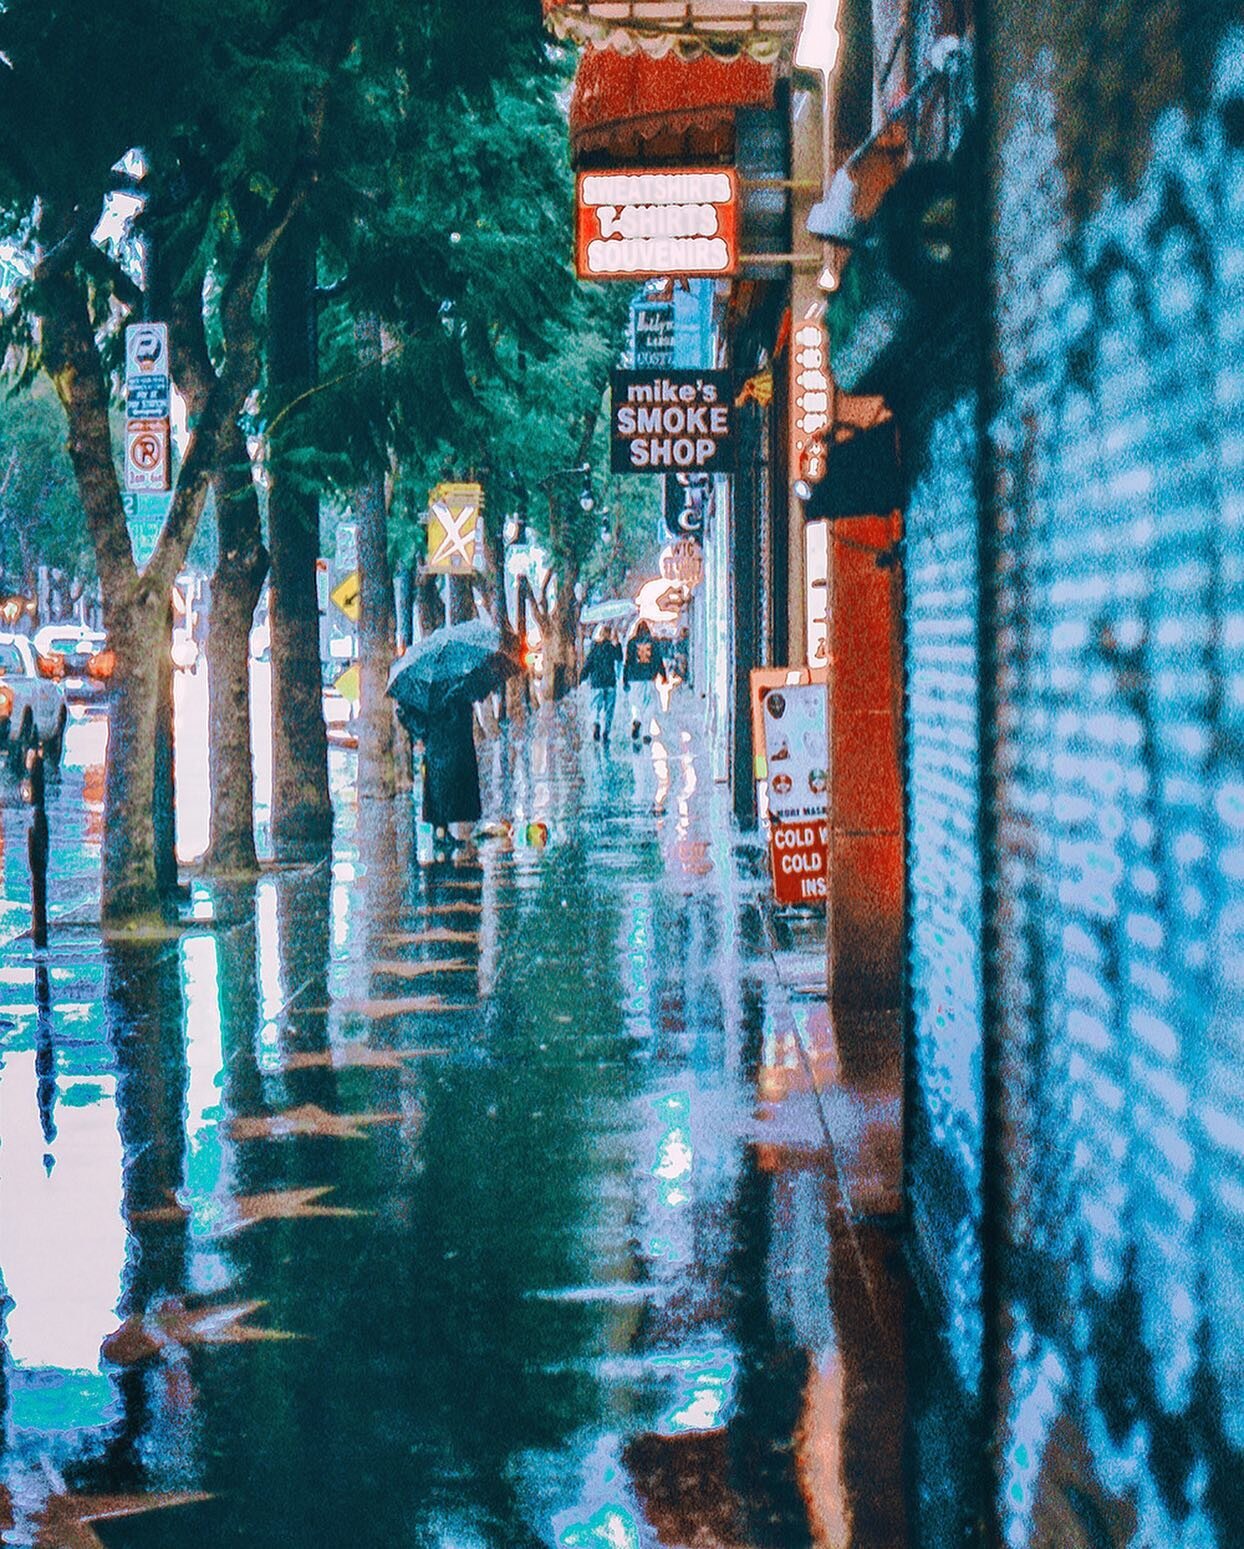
[386,619,520,728]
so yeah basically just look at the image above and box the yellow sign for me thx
[334,664,360,702]
[330,571,361,622]
[426,482,484,575]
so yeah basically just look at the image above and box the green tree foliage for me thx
[278,34,639,589]
[0,382,93,588]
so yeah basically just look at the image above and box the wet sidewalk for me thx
[0,698,914,1548]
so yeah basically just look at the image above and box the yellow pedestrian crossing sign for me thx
[333,664,360,702]
[330,571,361,623]
[426,482,484,575]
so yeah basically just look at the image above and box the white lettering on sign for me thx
[579,168,739,281]
[586,237,731,276]
[791,315,831,489]
[596,204,721,240]
[612,370,734,476]
[631,438,718,469]
[581,172,734,206]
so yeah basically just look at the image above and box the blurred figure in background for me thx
[584,624,622,743]
[623,620,666,746]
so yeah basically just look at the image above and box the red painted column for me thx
[827,511,904,1087]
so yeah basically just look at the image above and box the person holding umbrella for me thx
[413,697,480,848]
[388,619,519,851]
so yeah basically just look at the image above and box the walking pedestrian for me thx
[583,624,623,742]
[623,620,666,744]
[401,697,482,851]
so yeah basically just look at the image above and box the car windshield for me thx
[0,642,25,676]
[45,635,101,656]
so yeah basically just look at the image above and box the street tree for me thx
[0,382,93,604]
[250,0,563,827]
[0,0,356,924]
[291,24,596,781]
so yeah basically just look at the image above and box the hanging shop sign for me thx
[760,680,829,906]
[576,168,739,280]
[660,538,704,590]
[805,519,829,670]
[790,312,831,490]
[634,575,687,624]
[611,370,734,473]
[125,322,171,493]
[426,482,484,575]
[632,300,675,368]
[663,471,712,537]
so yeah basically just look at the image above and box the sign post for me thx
[124,323,171,495]
[330,572,362,624]
[425,483,485,576]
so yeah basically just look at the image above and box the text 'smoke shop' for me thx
[611,370,735,474]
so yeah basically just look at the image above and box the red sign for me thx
[576,168,739,280]
[769,818,829,906]
[790,314,830,488]
[125,419,170,493]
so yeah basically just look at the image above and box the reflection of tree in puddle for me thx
[82,759,105,846]
[91,939,192,1493]
[721,1149,815,1546]
[34,963,56,1152]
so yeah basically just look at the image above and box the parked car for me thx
[32,623,112,706]
[0,632,68,772]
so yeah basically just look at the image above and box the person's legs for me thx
[590,686,605,739]
[601,687,617,740]
[631,682,653,741]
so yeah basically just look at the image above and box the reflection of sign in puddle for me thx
[527,1285,669,1305]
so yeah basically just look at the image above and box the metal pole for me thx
[26,745,48,949]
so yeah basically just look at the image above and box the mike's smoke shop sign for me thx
[611,370,734,474]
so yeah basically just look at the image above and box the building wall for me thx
[982,7,1244,1543]
[828,511,905,1072]
[901,381,985,1403]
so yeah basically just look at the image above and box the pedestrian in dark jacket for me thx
[583,625,622,742]
[623,621,666,743]
[403,697,481,846]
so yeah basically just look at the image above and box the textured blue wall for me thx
[983,11,1244,1543]
[903,389,986,1404]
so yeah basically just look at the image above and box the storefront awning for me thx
[570,45,775,163]
[542,1,806,64]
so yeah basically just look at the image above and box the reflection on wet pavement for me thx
[0,695,913,1547]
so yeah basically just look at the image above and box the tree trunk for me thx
[544,555,581,702]
[153,601,179,898]
[267,213,332,860]
[204,419,268,875]
[446,574,475,626]
[415,573,445,636]
[392,564,414,789]
[355,314,396,801]
[102,595,171,924]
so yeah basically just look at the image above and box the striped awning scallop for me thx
[542,1,807,64]
[570,45,776,163]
